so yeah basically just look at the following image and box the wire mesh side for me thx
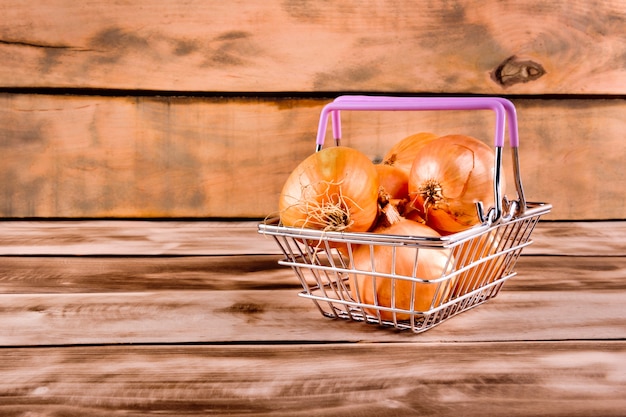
[271,235,355,319]
[268,209,544,333]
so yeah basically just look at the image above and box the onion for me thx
[408,134,501,234]
[375,164,409,201]
[451,231,505,297]
[349,219,455,321]
[383,132,439,175]
[279,146,379,233]
[374,154,411,227]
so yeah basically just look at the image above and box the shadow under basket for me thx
[259,202,550,333]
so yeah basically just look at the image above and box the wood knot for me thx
[222,302,264,315]
[492,56,545,87]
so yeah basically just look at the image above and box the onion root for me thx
[281,179,362,232]
[417,178,445,222]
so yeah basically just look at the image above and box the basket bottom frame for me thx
[300,272,511,333]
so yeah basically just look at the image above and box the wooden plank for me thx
[526,221,626,256]
[0,95,319,218]
[0,220,278,256]
[0,342,624,416]
[1,220,624,256]
[1,287,624,345]
[1,255,625,294]
[1,1,625,94]
[0,255,297,293]
[1,95,625,220]
[2,222,622,359]
[0,254,624,343]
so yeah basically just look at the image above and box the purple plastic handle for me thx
[315,95,519,149]
[314,95,530,222]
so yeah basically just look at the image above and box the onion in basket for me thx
[349,219,455,321]
[278,146,380,233]
[408,134,501,234]
[382,132,439,175]
[451,230,505,297]
[374,163,409,201]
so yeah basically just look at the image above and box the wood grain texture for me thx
[2,255,624,295]
[1,0,625,94]
[0,220,623,414]
[1,342,625,417]
[0,255,297,293]
[1,280,625,345]
[2,1,624,411]
[0,220,621,346]
[525,221,626,256]
[1,95,625,219]
[0,220,277,256]
[1,220,624,256]
[0,221,624,344]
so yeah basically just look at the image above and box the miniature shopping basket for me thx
[258,96,552,333]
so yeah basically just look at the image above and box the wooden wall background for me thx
[1,0,625,220]
[1,2,625,414]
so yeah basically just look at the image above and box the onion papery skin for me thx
[375,164,409,201]
[450,231,505,298]
[408,134,500,234]
[278,146,379,233]
[383,132,439,175]
[348,219,455,321]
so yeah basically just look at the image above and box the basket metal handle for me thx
[313,95,527,223]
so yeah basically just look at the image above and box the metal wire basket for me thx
[259,96,552,333]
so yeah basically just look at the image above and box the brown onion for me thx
[383,132,439,175]
[279,146,379,233]
[450,231,505,298]
[375,163,409,201]
[408,134,501,234]
[349,219,455,321]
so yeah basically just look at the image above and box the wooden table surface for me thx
[1,219,625,416]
